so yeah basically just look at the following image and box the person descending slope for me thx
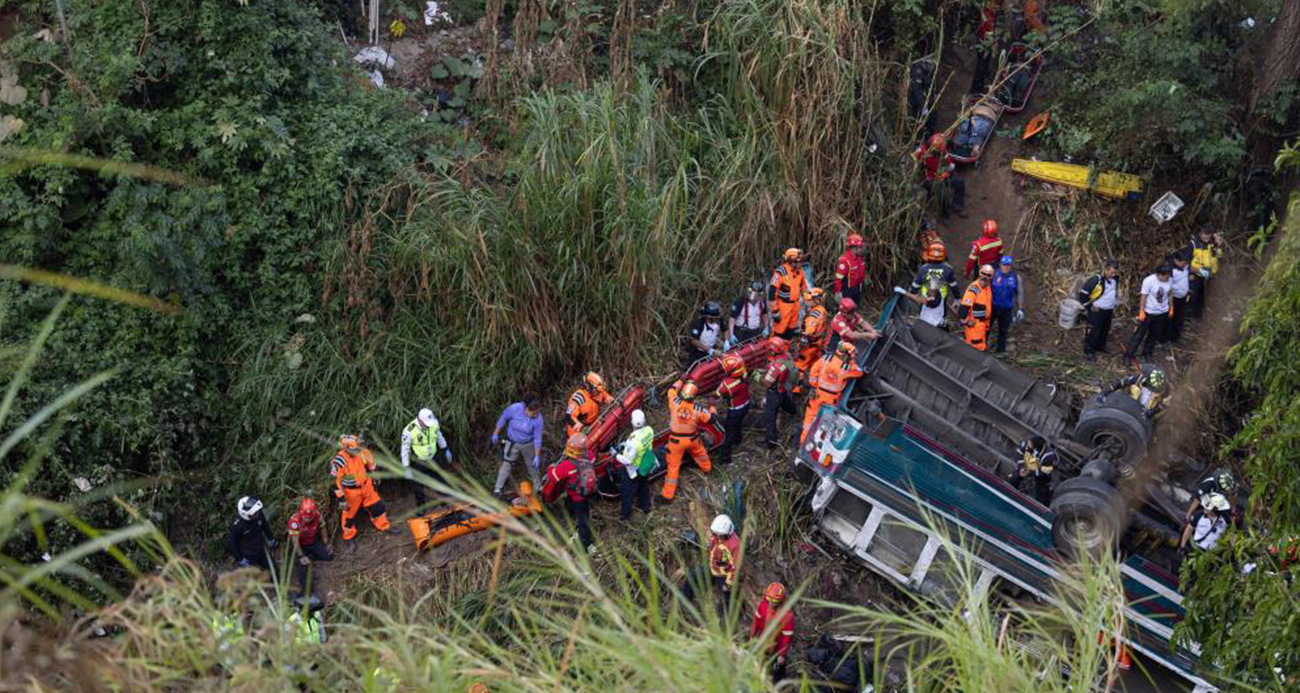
[227,496,276,570]
[565,372,613,437]
[330,434,391,550]
[287,497,333,594]
[833,233,868,304]
[542,433,600,555]
[1098,368,1169,420]
[768,248,808,340]
[793,288,828,395]
[750,582,796,682]
[802,341,864,442]
[661,381,714,503]
[965,219,1003,279]
[708,514,741,610]
[401,407,452,508]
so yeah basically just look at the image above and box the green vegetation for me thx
[1176,142,1300,691]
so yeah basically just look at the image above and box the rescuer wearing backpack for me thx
[543,433,599,555]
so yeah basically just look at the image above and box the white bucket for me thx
[1058,299,1083,329]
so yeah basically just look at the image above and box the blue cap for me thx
[1000,255,1014,265]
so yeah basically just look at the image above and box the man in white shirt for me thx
[1124,264,1172,365]
[1078,259,1119,360]
[1165,252,1191,343]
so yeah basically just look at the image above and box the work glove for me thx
[531,455,541,471]
[446,451,453,465]
[339,499,348,511]
[893,286,906,295]
[491,432,500,445]
[266,538,278,549]
[299,556,310,566]
[707,347,716,357]
[1199,268,1211,279]
[237,559,251,568]
[404,467,413,480]
[1015,309,1024,322]
[1094,394,1105,405]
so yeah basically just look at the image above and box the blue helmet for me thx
[1000,255,1014,266]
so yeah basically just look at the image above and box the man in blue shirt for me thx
[491,395,545,497]
[990,255,1023,353]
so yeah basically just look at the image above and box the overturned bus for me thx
[795,294,1216,692]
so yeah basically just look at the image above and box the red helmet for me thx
[928,133,946,151]
[846,233,864,248]
[839,298,857,313]
[982,219,998,236]
[722,354,746,378]
[765,582,787,604]
[923,240,947,262]
[768,336,789,356]
[298,497,318,516]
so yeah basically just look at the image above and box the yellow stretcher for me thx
[1011,159,1144,201]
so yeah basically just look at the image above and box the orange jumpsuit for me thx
[662,394,713,501]
[794,305,828,394]
[959,280,993,351]
[330,447,390,541]
[768,263,807,337]
[566,386,612,437]
[801,353,864,442]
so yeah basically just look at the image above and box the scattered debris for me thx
[424,1,452,26]
[74,477,93,493]
[1149,191,1184,224]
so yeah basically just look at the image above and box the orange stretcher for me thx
[406,481,543,550]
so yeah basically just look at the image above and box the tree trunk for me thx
[1250,0,1300,113]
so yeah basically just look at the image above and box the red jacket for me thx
[708,532,741,587]
[828,311,868,340]
[966,232,1003,277]
[716,375,750,410]
[833,251,867,294]
[750,599,795,658]
[287,509,322,546]
[542,455,595,503]
[913,145,952,183]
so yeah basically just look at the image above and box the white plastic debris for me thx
[1149,191,1184,224]
[294,313,316,324]
[366,69,384,87]
[74,477,92,492]
[424,1,452,26]
[353,46,395,70]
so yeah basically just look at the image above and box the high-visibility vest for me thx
[1129,384,1162,411]
[814,355,861,395]
[962,282,992,320]
[769,264,806,304]
[1189,239,1221,275]
[288,612,323,645]
[669,399,708,435]
[403,419,439,460]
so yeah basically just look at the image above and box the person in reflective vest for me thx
[958,265,994,351]
[767,248,808,339]
[330,435,391,546]
[402,407,452,508]
[1183,226,1224,320]
[661,380,714,502]
[1098,368,1168,420]
[801,341,864,443]
[708,514,741,610]
[965,219,1003,278]
[762,337,798,449]
[750,582,796,681]
[1008,436,1056,506]
[834,234,868,304]
[565,372,613,437]
[286,594,327,646]
[715,355,751,467]
[794,288,828,394]
[614,409,655,521]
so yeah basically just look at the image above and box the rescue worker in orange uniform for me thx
[767,248,808,339]
[330,435,391,548]
[793,287,828,394]
[750,582,796,681]
[965,219,1003,278]
[707,514,741,611]
[565,372,613,437]
[715,355,750,467]
[661,381,714,502]
[801,341,864,442]
[958,264,995,351]
[762,337,797,448]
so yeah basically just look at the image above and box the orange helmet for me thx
[783,247,802,262]
[803,287,825,303]
[837,340,857,358]
[339,434,362,452]
[584,372,606,391]
[768,336,789,356]
[765,582,787,604]
[846,233,865,248]
[839,298,857,313]
[680,381,699,400]
[982,219,998,236]
[928,133,946,151]
[565,432,589,457]
[468,685,491,693]
[923,240,947,262]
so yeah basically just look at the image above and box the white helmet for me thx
[631,409,646,429]
[418,408,437,427]
[710,514,734,536]
[237,496,263,521]
[1204,493,1230,513]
